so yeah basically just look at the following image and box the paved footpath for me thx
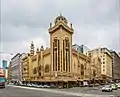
[0,85,118,97]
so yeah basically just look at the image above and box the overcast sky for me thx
[0,0,120,67]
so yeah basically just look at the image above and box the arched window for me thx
[81,64,84,70]
[53,37,58,71]
[38,65,41,71]
[81,64,84,78]
[45,64,49,73]
[33,67,37,74]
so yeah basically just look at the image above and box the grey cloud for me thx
[0,0,120,58]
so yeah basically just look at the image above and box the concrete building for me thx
[8,61,12,81]
[88,47,112,83]
[19,53,27,81]
[11,53,26,82]
[22,15,91,88]
[110,50,120,82]
[72,44,90,55]
[90,56,102,84]
[11,53,21,81]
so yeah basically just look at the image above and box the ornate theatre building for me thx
[22,15,99,88]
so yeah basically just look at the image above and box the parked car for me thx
[36,85,44,88]
[116,83,120,89]
[102,85,112,92]
[43,84,50,88]
[111,84,117,90]
[27,84,32,87]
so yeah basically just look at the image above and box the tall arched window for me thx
[58,40,60,71]
[53,37,58,71]
[65,37,70,72]
[45,64,49,73]
[63,40,65,71]
[81,64,84,79]
[38,65,41,76]
[33,67,37,74]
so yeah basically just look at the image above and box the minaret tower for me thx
[30,41,34,56]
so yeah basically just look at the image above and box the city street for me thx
[0,85,119,97]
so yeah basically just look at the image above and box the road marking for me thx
[7,85,115,97]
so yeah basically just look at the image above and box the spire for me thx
[60,11,62,16]
[36,48,39,53]
[30,41,34,55]
[40,45,44,51]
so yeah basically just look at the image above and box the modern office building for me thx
[72,44,90,55]
[110,50,120,82]
[11,53,26,82]
[11,53,21,81]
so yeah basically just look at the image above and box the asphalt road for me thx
[59,86,120,96]
[0,85,119,97]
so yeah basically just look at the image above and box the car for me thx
[116,83,120,89]
[111,84,117,90]
[31,84,36,87]
[43,84,50,88]
[36,85,44,88]
[102,85,112,92]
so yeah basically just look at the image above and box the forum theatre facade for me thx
[22,15,94,88]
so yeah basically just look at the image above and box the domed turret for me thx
[54,14,68,25]
[40,45,44,51]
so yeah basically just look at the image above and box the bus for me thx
[0,71,5,88]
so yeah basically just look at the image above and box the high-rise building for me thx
[72,44,90,55]
[2,60,7,70]
[11,53,26,82]
[11,53,21,81]
[110,50,120,82]
[88,47,112,82]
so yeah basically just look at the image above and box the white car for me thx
[102,85,112,92]
[43,85,50,88]
[111,84,117,90]
[116,83,120,88]
[36,85,44,88]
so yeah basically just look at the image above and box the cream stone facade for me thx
[22,15,94,88]
[8,61,12,81]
